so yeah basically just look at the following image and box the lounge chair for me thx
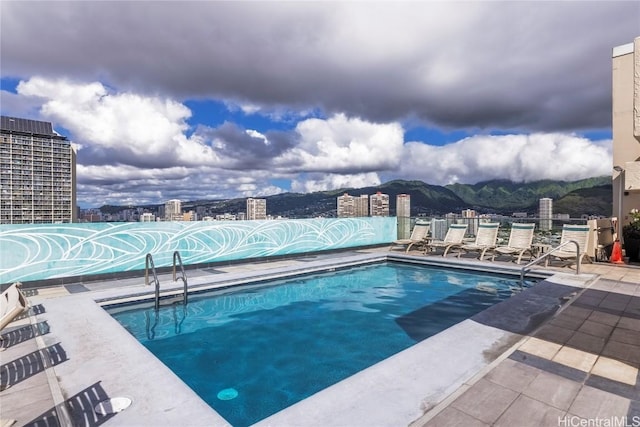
[389,223,430,252]
[424,223,468,256]
[1,282,29,332]
[456,223,500,260]
[545,224,592,267]
[492,223,535,264]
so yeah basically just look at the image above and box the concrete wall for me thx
[612,37,640,239]
[0,217,397,284]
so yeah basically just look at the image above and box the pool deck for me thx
[1,247,639,427]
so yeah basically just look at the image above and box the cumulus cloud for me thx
[4,75,616,206]
[16,77,221,168]
[8,77,407,205]
[396,134,612,185]
[291,173,382,193]
[76,163,288,207]
[278,114,404,173]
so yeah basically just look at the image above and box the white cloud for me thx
[291,173,381,193]
[398,134,612,185]
[4,77,614,207]
[16,77,221,166]
[277,114,404,172]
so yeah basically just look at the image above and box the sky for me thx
[1,1,638,208]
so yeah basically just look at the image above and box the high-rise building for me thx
[539,198,553,231]
[0,116,77,224]
[396,194,411,239]
[164,199,182,221]
[462,208,478,236]
[354,195,368,217]
[246,198,266,220]
[140,212,156,222]
[337,193,354,217]
[337,193,368,217]
[396,194,411,218]
[369,192,389,217]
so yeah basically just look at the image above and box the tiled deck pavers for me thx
[420,279,640,427]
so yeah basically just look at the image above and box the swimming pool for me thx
[108,261,529,427]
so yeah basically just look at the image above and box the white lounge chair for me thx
[424,224,468,257]
[390,223,430,252]
[545,224,592,267]
[456,223,500,260]
[492,223,535,264]
[1,282,29,332]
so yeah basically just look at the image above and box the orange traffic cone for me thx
[610,240,624,264]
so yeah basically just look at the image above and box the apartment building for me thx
[164,199,182,221]
[612,38,640,239]
[0,116,77,224]
[461,208,478,236]
[246,198,267,220]
[140,212,156,222]
[396,193,411,239]
[396,194,411,218]
[337,193,369,218]
[369,192,389,217]
[539,198,553,231]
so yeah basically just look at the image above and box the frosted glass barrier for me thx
[0,217,397,284]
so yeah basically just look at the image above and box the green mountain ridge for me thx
[444,176,611,210]
[102,176,612,218]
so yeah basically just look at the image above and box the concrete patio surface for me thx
[1,247,639,427]
[413,260,640,427]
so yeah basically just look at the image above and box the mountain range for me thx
[166,176,612,218]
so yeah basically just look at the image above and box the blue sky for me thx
[1,2,637,207]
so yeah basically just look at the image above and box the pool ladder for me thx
[173,251,188,306]
[145,252,189,310]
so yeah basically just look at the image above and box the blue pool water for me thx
[108,262,526,427]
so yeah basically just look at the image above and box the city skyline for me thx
[1,2,638,207]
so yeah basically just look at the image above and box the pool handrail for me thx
[520,240,581,286]
[145,253,161,311]
[172,251,188,306]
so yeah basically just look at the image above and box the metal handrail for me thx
[172,251,188,305]
[145,253,161,310]
[520,240,581,286]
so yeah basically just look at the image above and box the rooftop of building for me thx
[0,116,67,139]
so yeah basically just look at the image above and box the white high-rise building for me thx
[1,116,77,224]
[165,199,182,221]
[140,212,156,222]
[337,193,369,217]
[539,198,553,231]
[246,198,267,220]
[396,194,411,239]
[396,194,410,218]
[369,192,389,217]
